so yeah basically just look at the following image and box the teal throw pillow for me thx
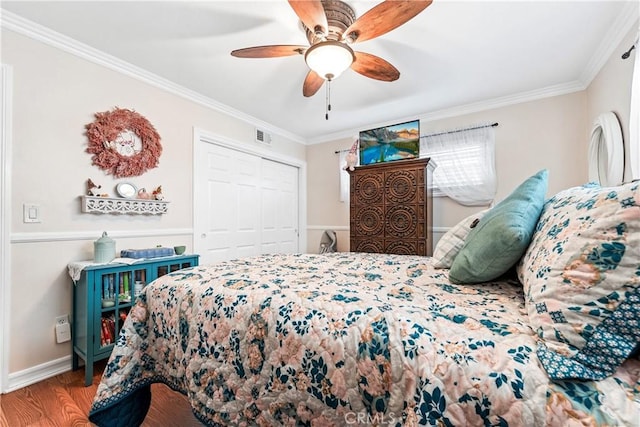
[449,169,548,284]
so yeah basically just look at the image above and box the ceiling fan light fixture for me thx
[304,41,355,80]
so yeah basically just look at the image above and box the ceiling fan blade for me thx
[351,52,400,82]
[288,0,328,37]
[231,45,307,58]
[343,0,432,44]
[303,70,325,97]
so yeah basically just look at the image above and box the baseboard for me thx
[4,355,71,393]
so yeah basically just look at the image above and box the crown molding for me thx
[307,80,586,145]
[0,10,306,145]
[417,81,587,124]
[579,2,639,86]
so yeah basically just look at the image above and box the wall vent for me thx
[255,128,272,145]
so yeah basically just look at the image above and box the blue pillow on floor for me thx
[449,169,548,284]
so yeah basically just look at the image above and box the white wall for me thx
[1,28,305,387]
[306,137,352,253]
[424,91,589,230]
[587,24,637,183]
[306,90,588,252]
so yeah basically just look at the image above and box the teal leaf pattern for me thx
[586,242,625,270]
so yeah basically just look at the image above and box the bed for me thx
[89,173,640,426]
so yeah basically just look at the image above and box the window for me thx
[420,124,497,206]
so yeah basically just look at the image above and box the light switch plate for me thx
[23,203,41,223]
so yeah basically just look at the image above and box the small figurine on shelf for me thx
[344,139,359,171]
[152,185,164,201]
[137,188,152,199]
[87,178,108,197]
[87,178,101,196]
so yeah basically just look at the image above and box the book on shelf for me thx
[100,310,130,346]
[100,315,115,346]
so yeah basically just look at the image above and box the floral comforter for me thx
[89,252,640,426]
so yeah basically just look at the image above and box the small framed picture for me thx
[359,120,420,165]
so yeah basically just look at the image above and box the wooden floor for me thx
[0,360,202,426]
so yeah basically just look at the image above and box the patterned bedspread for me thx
[89,252,640,426]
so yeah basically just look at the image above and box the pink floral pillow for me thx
[517,181,640,375]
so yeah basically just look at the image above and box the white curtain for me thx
[339,150,350,202]
[629,29,639,180]
[420,124,497,206]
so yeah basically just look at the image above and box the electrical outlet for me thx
[55,315,71,343]
[56,322,71,343]
[55,315,68,326]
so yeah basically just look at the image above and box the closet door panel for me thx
[195,142,299,265]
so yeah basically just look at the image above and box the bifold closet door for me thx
[260,158,299,255]
[194,141,299,265]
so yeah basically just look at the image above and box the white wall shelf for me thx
[81,196,169,215]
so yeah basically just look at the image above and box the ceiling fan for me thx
[231,0,432,117]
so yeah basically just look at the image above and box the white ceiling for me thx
[1,1,637,143]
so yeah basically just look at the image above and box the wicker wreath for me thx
[85,108,162,178]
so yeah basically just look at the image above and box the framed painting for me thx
[359,120,420,165]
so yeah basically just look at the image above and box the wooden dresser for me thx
[349,158,434,256]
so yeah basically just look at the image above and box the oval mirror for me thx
[588,112,624,186]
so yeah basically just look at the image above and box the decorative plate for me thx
[116,182,137,199]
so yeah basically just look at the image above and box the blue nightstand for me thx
[70,254,199,386]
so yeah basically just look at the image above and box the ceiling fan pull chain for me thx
[326,78,332,120]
